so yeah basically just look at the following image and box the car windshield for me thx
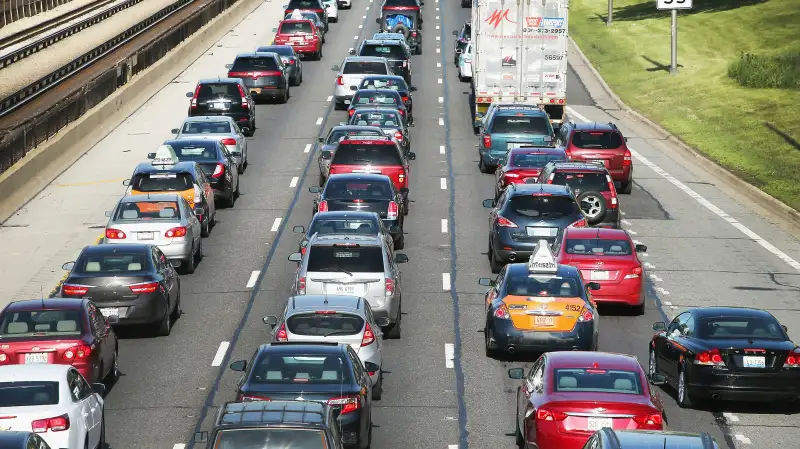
[279,21,313,34]
[324,181,392,200]
[552,172,610,192]
[0,382,59,407]
[353,93,400,106]
[361,78,406,91]
[197,83,239,99]
[115,201,181,221]
[511,152,566,168]
[214,428,329,449]
[257,46,294,56]
[572,131,623,149]
[132,172,193,192]
[565,239,632,256]
[287,312,365,337]
[231,57,280,72]
[490,115,551,135]
[351,111,400,128]
[310,218,379,235]
[332,143,402,165]
[75,253,148,273]
[181,121,231,134]
[697,316,786,340]
[343,62,388,75]
[553,368,643,395]
[168,142,218,162]
[0,310,84,338]
[507,195,580,218]
[250,354,352,384]
[327,129,382,144]
[505,275,581,297]
[360,45,406,59]
[307,246,385,272]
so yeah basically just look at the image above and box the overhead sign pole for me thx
[656,0,693,74]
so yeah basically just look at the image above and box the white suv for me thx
[330,56,393,110]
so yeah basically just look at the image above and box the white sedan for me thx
[0,365,105,449]
[323,0,339,21]
[458,41,473,82]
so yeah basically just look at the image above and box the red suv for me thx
[536,161,621,228]
[557,121,633,194]
[328,136,416,213]
[272,20,322,60]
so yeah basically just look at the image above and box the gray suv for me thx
[288,234,408,338]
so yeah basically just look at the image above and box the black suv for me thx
[452,21,470,63]
[226,52,290,104]
[583,429,719,449]
[535,161,621,228]
[186,78,256,136]
[351,39,412,83]
[193,400,344,449]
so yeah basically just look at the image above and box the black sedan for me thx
[60,243,181,336]
[229,342,373,449]
[0,432,52,449]
[292,210,398,254]
[358,74,416,117]
[155,138,240,207]
[649,306,800,408]
[256,45,304,86]
[346,89,410,126]
[309,173,406,248]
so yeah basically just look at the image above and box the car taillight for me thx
[288,59,296,65]
[63,345,91,361]
[32,414,70,433]
[193,185,203,205]
[578,308,593,322]
[61,284,90,296]
[165,227,188,238]
[496,216,517,228]
[220,138,237,146]
[633,412,663,428]
[483,134,491,148]
[276,322,289,341]
[569,219,587,227]
[105,228,126,239]
[190,84,201,109]
[387,201,398,220]
[212,163,225,179]
[385,279,394,296]
[784,350,800,367]
[318,200,328,212]
[547,173,555,184]
[239,394,271,402]
[401,96,408,102]
[494,304,510,319]
[564,147,572,159]
[607,175,618,208]
[398,109,405,117]
[398,171,406,184]
[329,396,360,414]
[504,172,520,179]
[337,75,344,85]
[296,277,306,295]
[536,409,567,421]
[623,149,632,167]
[349,109,355,117]
[301,247,307,255]
[394,131,403,140]
[361,323,376,346]
[411,31,417,38]
[237,84,248,109]
[695,348,725,366]
[624,266,643,279]
[129,281,159,294]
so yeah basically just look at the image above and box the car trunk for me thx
[342,75,369,97]
[544,396,660,434]
[326,198,392,219]
[502,295,584,332]
[108,222,186,247]
[306,272,383,298]
[4,338,88,366]
[195,84,244,115]
[244,384,359,407]
[0,405,67,431]
[228,70,283,90]
[570,131,625,170]
[710,339,794,373]
[561,255,635,285]
[64,273,152,304]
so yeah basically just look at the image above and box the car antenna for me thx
[41,285,45,306]
[324,295,328,305]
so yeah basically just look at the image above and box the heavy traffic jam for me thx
[0,0,797,447]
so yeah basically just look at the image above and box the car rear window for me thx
[307,246,385,272]
[353,93,400,107]
[214,429,329,449]
[511,152,566,168]
[566,239,632,256]
[360,78,406,91]
[250,354,352,384]
[231,57,279,72]
[343,62,388,75]
[360,45,406,59]
[490,115,551,134]
[287,312,365,336]
[0,310,84,338]
[324,181,392,199]
[507,195,580,218]
[571,131,623,150]
[553,368,643,395]
[76,253,148,274]
[257,46,294,56]
[505,275,580,297]
[697,317,785,340]
[331,143,402,165]
[182,121,231,134]
[552,172,610,192]
[132,172,193,192]
[327,129,382,144]
[310,218,379,235]
[279,21,313,34]
[351,111,400,128]
[287,0,321,8]
[0,382,59,407]
[197,83,239,99]
[115,201,180,221]
[169,142,219,161]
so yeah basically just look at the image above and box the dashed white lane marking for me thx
[436,24,440,30]
[359,24,363,28]
[437,62,441,68]
[315,117,323,125]
[443,272,451,291]
[438,78,443,83]
[436,6,439,10]
[436,36,440,41]
[362,14,366,18]
[662,300,672,306]
[436,15,440,19]
[211,342,230,367]
[622,219,632,225]
[354,34,360,39]
[270,217,282,232]
[246,271,260,289]
[627,229,638,235]
[649,274,663,282]
[440,145,446,154]
[566,106,800,274]
[621,211,626,216]
[326,95,332,102]
[449,446,458,449]
[441,219,448,233]
[632,239,642,245]
[436,47,441,53]
[656,287,670,295]
[173,445,186,449]
[644,262,655,269]
[641,252,649,257]
[723,413,740,422]
[289,177,299,188]
[440,178,447,189]
[304,144,312,153]
[439,118,444,126]
[348,47,354,53]
[438,96,444,103]
[445,343,455,368]
[734,434,751,445]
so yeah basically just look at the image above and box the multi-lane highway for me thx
[0,0,799,446]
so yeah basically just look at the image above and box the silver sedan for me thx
[103,193,203,274]
[170,116,249,173]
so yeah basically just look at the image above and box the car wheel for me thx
[105,348,119,384]
[210,210,216,228]
[514,402,524,447]
[372,372,383,400]
[386,301,401,339]
[489,245,503,273]
[157,305,172,336]
[96,413,105,449]
[677,367,694,409]
[246,121,255,137]
[648,347,658,378]
[478,157,489,174]
[242,156,248,173]
[394,232,405,250]
[620,180,633,194]
[318,172,325,186]
[171,286,182,322]
[194,238,203,265]
[181,244,196,275]
[485,326,497,358]
[403,197,409,215]
[633,298,646,315]
[577,191,607,225]
[201,217,210,237]
[334,100,345,110]
[415,41,422,55]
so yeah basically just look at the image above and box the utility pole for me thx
[607,0,613,25]
[656,0,693,74]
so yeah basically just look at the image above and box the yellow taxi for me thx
[479,239,601,358]
[123,145,217,237]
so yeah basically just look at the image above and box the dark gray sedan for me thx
[256,45,303,86]
[316,125,384,185]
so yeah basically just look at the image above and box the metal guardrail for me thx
[1,0,74,28]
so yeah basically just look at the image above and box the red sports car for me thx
[0,298,119,384]
[509,351,665,449]
[555,228,648,314]
[494,146,567,200]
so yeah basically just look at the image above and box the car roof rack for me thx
[217,400,327,427]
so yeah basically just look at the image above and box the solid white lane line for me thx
[289,177,299,188]
[211,342,230,367]
[438,78,443,83]
[438,96,444,103]
[246,271,260,289]
[440,178,447,189]
[315,117,323,125]
[734,435,751,445]
[439,118,444,126]
[304,144,312,153]
[439,145,446,154]
[441,219,448,233]
[566,106,800,274]
[326,95,332,102]
[723,413,740,422]
[271,217,282,232]
[442,272,451,291]
[445,343,455,368]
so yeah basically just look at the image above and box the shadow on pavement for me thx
[599,0,769,22]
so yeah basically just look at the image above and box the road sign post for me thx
[656,0,693,74]
[607,0,613,25]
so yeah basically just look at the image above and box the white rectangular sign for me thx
[657,0,692,10]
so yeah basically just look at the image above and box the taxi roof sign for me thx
[528,239,557,274]
[152,145,179,166]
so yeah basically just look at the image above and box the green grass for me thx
[569,0,800,211]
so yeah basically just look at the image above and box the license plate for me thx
[743,356,765,368]
[527,227,555,237]
[212,102,227,110]
[587,417,612,430]
[100,307,119,318]
[344,99,351,104]
[534,316,554,326]
[591,270,609,281]
[251,88,262,94]
[24,353,48,364]
[508,143,527,150]
[590,159,608,167]
[290,37,304,41]
[328,284,357,294]
[137,232,154,240]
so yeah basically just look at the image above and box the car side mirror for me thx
[349,49,356,55]
[475,112,484,119]
[272,27,278,32]
[394,253,409,263]
[587,282,601,291]
[170,128,179,134]
[318,136,325,142]
[478,278,492,287]
[331,64,340,71]
[508,368,525,379]
[408,152,416,160]
[653,321,666,331]
[262,315,278,326]
[309,186,321,193]
[104,210,111,217]
[635,244,647,252]
[781,324,788,332]
[122,179,131,186]
[240,127,250,134]
[624,137,629,142]
[375,18,381,23]
[410,86,417,92]
[288,252,302,262]
[473,119,483,129]
[364,361,380,374]
[649,373,667,385]
[375,317,390,327]
[194,207,205,215]
[91,383,106,396]
[456,49,463,54]
[388,225,401,233]
[194,432,209,444]
[147,152,156,159]
[229,360,247,371]
[300,239,309,248]
[452,30,458,36]
[321,150,333,159]
[482,199,495,208]
[62,261,75,271]
[225,63,233,69]
[185,92,193,98]
[293,225,305,234]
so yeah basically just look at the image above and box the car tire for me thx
[194,238,203,265]
[415,41,422,55]
[620,179,633,194]
[210,210,217,228]
[171,287,182,323]
[96,413,105,449]
[372,373,383,400]
[182,244,196,275]
[677,367,695,409]
[514,401,524,447]
[577,191,607,225]
[478,157,490,174]
[484,326,497,358]
[403,197,409,215]
[633,298,646,315]
[242,156,248,173]
[386,301,401,339]
[105,348,119,384]
[246,121,255,137]
[489,245,503,273]
[201,217,210,237]
[334,100,345,110]
[648,347,658,379]
[394,232,405,250]
[318,172,325,186]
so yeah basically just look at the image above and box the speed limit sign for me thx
[657,0,692,9]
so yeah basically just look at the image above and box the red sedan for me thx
[494,146,567,200]
[0,298,118,384]
[509,351,665,449]
[555,228,648,314]
[272,19,323,60]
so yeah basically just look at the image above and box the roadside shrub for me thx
[728,52,800,89]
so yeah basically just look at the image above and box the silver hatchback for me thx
[170,116,249,174]
[262,295,388,399]
[288,234,408,338]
